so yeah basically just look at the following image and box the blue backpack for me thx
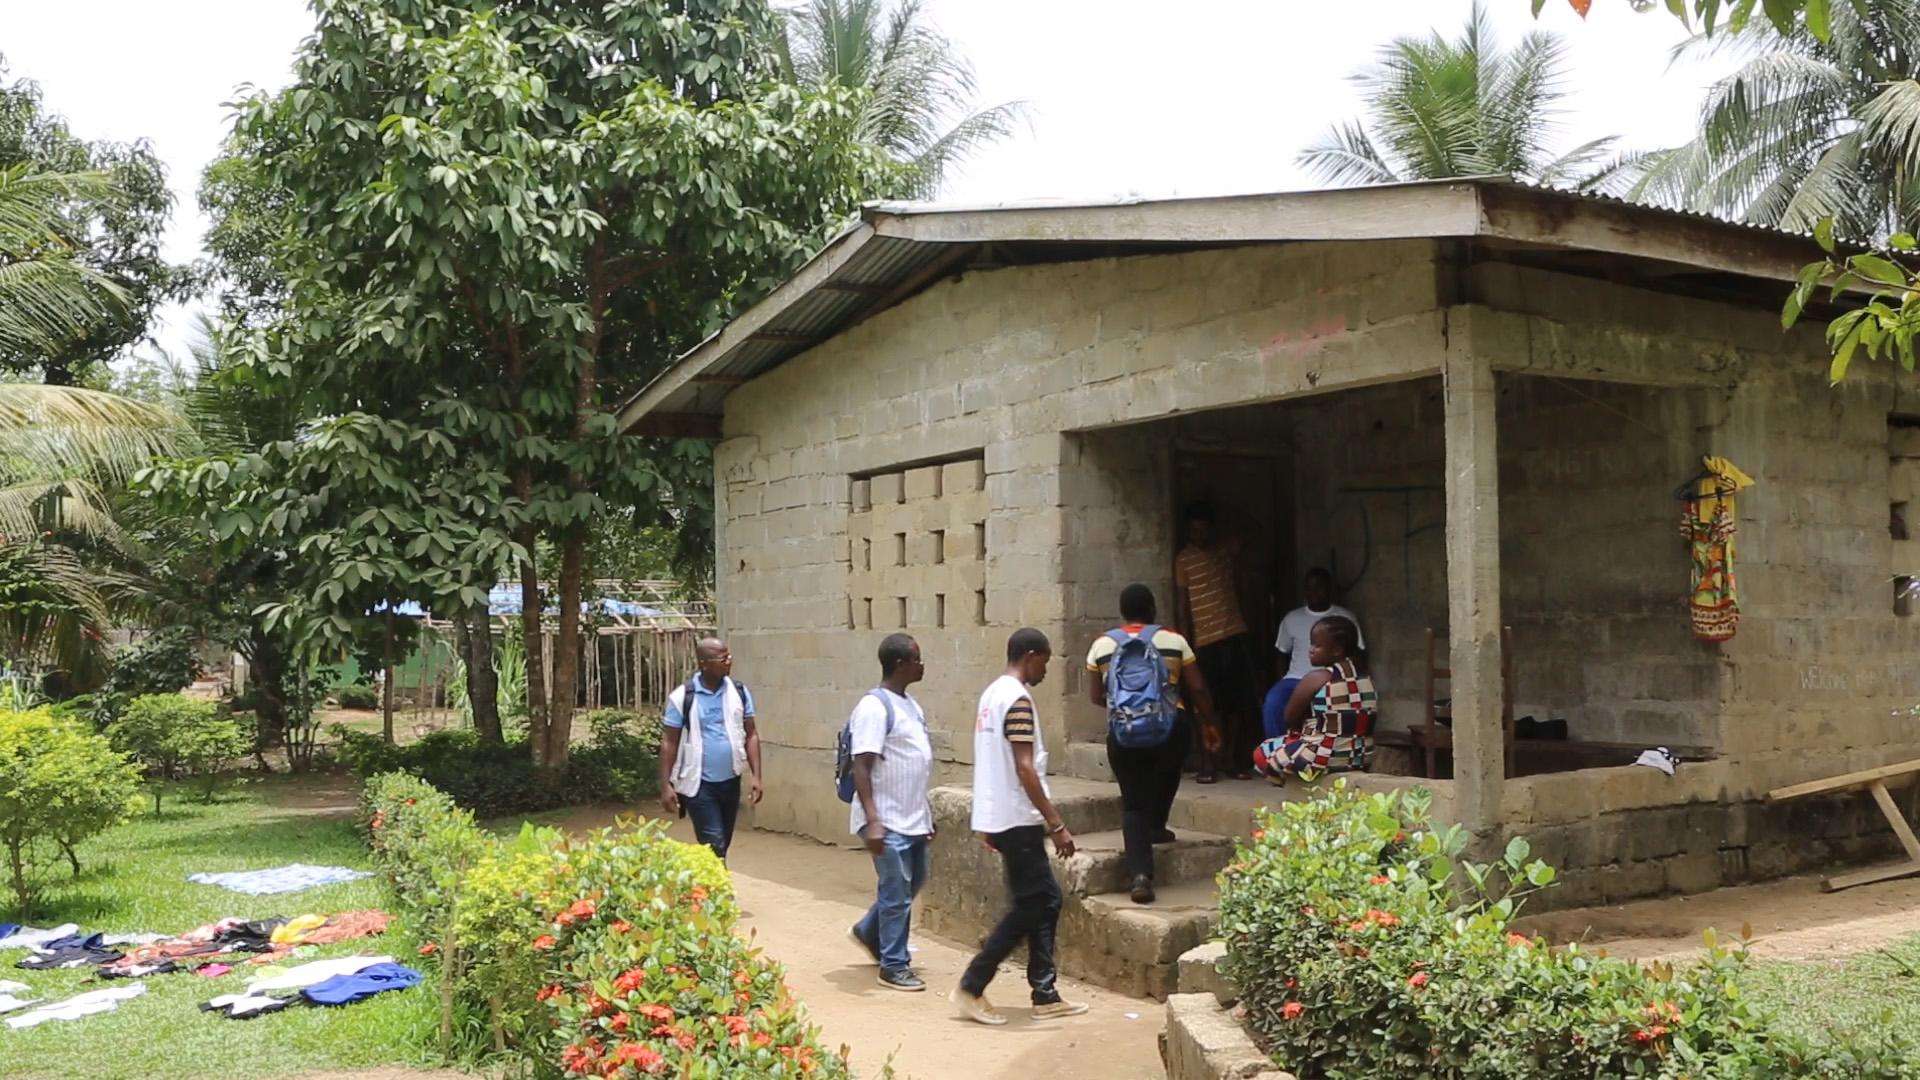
[834,689,896,803]
[1104,625,1177,749]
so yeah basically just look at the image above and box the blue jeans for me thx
[853,830,930,973]
[1263,677,1302,740]
[683,776,742,860]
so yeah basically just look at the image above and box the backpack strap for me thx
[731,678,750,714]
[870,688,895,735]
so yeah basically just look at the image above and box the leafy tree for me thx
[192,0,899,771]
[1540,0,1833,39]
[1625,0,1920,238]
[0,706,140,910]
[0,55,180,385]
[1302,1,1631,188]
[780,0,1023,198]
[109,694,248,812]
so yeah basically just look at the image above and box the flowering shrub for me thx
[1216,783,1919,1079]
[363,772,849,1076]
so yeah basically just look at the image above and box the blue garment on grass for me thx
[187,864,371,895]
[300,962,422,1006]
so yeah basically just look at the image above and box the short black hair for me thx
[1006,627,1051,663]
[878,633,918,676]
[1183,501,1216,525]
[1119,583,1157,623]
[1313,615,1360,655]
[1304,567,1333,586]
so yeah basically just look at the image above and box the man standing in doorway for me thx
[1263,569,1367,741]
[1088,584,1216,905]
[952,628,1089,1025]
[848,633,936,993]
[659,636,763,860]
[1174,502,1257,781]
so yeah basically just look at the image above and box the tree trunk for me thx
[382,611,396,744]
[61,839,79,878]
[244,626,289,753]
[458,605,502,743]
[517,541,548,758]
[547,532,586,769]
[8,838,28,914]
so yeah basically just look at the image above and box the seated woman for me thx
[1251,615,1375,785]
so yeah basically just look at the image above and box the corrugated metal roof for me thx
[617,177,1827,436]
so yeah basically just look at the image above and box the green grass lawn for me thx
[1739,932,1920,1054]
[0,775,438,1080]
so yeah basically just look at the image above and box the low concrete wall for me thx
[1162,994,1293,1080]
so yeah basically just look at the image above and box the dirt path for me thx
[548,806,1166,1080]
[1518,869,1920,963]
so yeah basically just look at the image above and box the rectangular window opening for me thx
[894,532,907,566]
[932,529,946,565]
[974,589,987,626]
[862,537,872,571]
[863,598,873,629]
[896,596,909,628]
[935,593,947,628]
[974,521,987,560]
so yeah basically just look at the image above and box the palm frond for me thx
[0,384,186,486]
[1297,122,1403,187]
[1863,79,1920,187]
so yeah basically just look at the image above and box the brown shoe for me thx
[1032,998,1089,1019]
[950,986,1008,1026]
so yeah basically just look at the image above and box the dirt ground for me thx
[545,805,1167,1080]
[1518,868,1920,963]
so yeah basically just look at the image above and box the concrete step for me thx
[1056,828,1235,897]
[1059,881,1220,998]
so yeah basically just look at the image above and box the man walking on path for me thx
[659,636,762,860]
[952,628,1089,1026]
[848,633,937,992]
[1088,583,1217,905]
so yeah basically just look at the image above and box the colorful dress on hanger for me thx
[1680,456,1753,642]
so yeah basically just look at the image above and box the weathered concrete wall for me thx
[716,239,1448,840]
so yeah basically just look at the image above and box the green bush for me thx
[109,694,251,812]
[0,707,141,911]
[362,774,847,1076]
[336,683,380,710]
[1217,784,1920,1078]
[105,628,201,699]
[335,715,659,817]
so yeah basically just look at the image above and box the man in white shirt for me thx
[1264,569,1367,740]
[847,633,936,993]
[952,628,1089,1026]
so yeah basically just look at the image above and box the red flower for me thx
[537,984,564,1002]
[1370,874,1391,886]
[689,886,709,904]
[610,920,632,934]
[532,935,557,951]
[673,1030,696,1051]
[1282,1001,1304,1020]
[753,1032,773,1048]
[1408,972,1430,989]
[613,967,646,995]
[1284,977,1297,990]
[417,942,438,956]
[651,1024,675,1037]
[724,1014,750,1036]
[586,993,612,1017]
[610,1044,664,1073]
[636,1003,675,1024]
[1364,908,1400,928]
[1507,932,1532,948]
[609,1013,630,1034]
[1251,829,1266,841]
[567,898,597,920]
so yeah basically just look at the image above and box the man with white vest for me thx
[658,636,762,860]
[951,628,1089,1026]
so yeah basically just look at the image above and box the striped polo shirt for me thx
[1175,544,1249,647]
[847,688,935,837]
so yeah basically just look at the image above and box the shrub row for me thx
[1217,784,1919,1079]
[0,707,141,911]
[336,708,660,817]
[362,773,851,1077]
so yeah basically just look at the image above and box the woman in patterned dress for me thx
[1251,615,1375,785]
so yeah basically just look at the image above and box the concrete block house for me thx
[619,178,1920,995]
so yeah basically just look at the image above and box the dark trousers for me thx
[1107,718,1190,881]
[960,825,1062,1004]
[1196,634,1259,771]
[683,776,741,859]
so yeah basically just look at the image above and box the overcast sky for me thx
[1,0,1734,365]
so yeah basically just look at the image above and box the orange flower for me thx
[1369,875,1391,886]
[1251,829,1266,841]
[533,935,558,951]
[537,984,564,1002]
[673,1030,696,1051]
[724,1014,750,1036]
[1408,972,1429,989]
[636,1003,675,1024]
[1282,1001,1304,1020]
[417,942,438,956]
[613,967,646,995]
[752,1032,772,1048]
[610,920,632,934]
[586,993,612,1017]
[1365,908,1400,928]
[567,898,597,920]
[609,1013,630,1034]
[689,886,709,904]
[1507,932,1532,948]
[609,1044,664,1073]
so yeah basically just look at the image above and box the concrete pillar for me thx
[1442,350,1505,839]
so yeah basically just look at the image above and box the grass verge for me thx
[1738,931,1920,1047]
[0,774,437,1080]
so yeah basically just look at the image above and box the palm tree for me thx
[1299,1,1627,189]
[0,164,130,365]
[780,0,1024,199]
[1625,0,1920,239]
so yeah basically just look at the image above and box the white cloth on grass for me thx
[102,933,165,947]
[0,993,41,1014]
[244,954,394,996]
[0,981,28,994]
[204,992,292,1018]
[186,864,370,895]
[0,924,78,950]
[5,984,146,1029]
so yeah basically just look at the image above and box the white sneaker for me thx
[1032,998,1089,1019]
[950,986,1007,1026]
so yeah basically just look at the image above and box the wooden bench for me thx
[1767,758,1920,892]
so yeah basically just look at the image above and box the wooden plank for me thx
[1822,859,1920,893]
[1870,780,1920,864]
[1767,758,1920,802]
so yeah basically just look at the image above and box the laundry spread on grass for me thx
[5,984,147,1029]
[186,864,371,895]
[201,955,417,1020]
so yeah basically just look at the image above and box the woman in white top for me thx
[952,629,1089,1026]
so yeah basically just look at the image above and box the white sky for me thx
[0,0,1734,365]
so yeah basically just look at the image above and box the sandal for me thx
[1195,771,1219,785]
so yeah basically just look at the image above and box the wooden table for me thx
[1767,758,1920,892]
